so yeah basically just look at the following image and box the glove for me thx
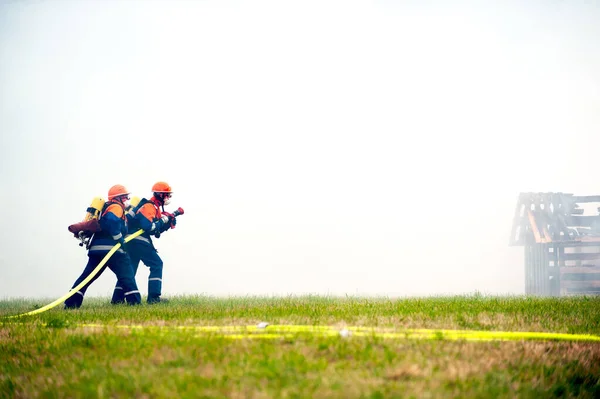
[159,213,175,232]
[162,212,176,228]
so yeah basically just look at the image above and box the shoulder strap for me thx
[98,201,110,220]
[133,198,150,214]
[102,201,126,220]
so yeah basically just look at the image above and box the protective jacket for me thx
[88,201,128,255]
[113,196,172,304]
[126,197,170,246]
[65,199,141,309]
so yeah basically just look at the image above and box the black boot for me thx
[148,296,168,304]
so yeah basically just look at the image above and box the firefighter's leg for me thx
[111,247,141,304]
[142,249,164,303]
[64,255,107,309]
[108,252,141,305]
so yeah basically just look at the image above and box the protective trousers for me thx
[111,240,164,304]
[65,252,141,309]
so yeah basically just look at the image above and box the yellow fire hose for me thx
[75,324,600,342]
[4,224,600,343]
[5,229,145,319]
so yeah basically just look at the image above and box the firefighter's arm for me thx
[159,220,171,233]
[100,204,125,243]
[125,206,136,224]
[136,204,170,233]
[158,212,174,233]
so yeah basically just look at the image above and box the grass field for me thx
[1,295,600,398]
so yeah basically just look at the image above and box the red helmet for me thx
[108,184,130,201]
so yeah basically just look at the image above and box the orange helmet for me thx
[108,184,130,201]
[152,181,172,194]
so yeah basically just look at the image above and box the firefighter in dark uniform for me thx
[64,184,141,309]
[111,181,176,304]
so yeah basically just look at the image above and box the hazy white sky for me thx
[1,0,599,299]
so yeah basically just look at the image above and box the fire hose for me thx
[5,207,185,318]
[4,229,145,319]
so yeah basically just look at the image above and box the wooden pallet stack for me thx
[509,192,600,296]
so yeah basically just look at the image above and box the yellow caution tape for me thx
[5,229,145,318]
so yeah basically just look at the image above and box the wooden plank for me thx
[560,267,600,274]
[562,290,600,295]
[531,244,541,295]
[560,273,600,281]
[573,195,600,203]
[574,236,600,243]
[527,210,545,243]
[524,246,533,294]
[536,210,554,243]
[560,194,575,217]
[563,245,600,253]
[567,216,600,227]
[561,280,600,289]
[558,245,565,267]
[560,253,600,261]
[555,213,572,241]
[537,243,550,295]
[548,244,560,296]
[557,194,578,239]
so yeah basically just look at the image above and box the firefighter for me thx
[64,184,141,309]
[111,181,176,304]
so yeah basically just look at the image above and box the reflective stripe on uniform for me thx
[149,278,162,282]
[89,245,125,253]
[112,233,123,240]
[76,291,84,297]
[125,290,140,296]
[114,287,123,290]
[131,235,152,245]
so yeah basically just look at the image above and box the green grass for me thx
[1,295,600,398]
